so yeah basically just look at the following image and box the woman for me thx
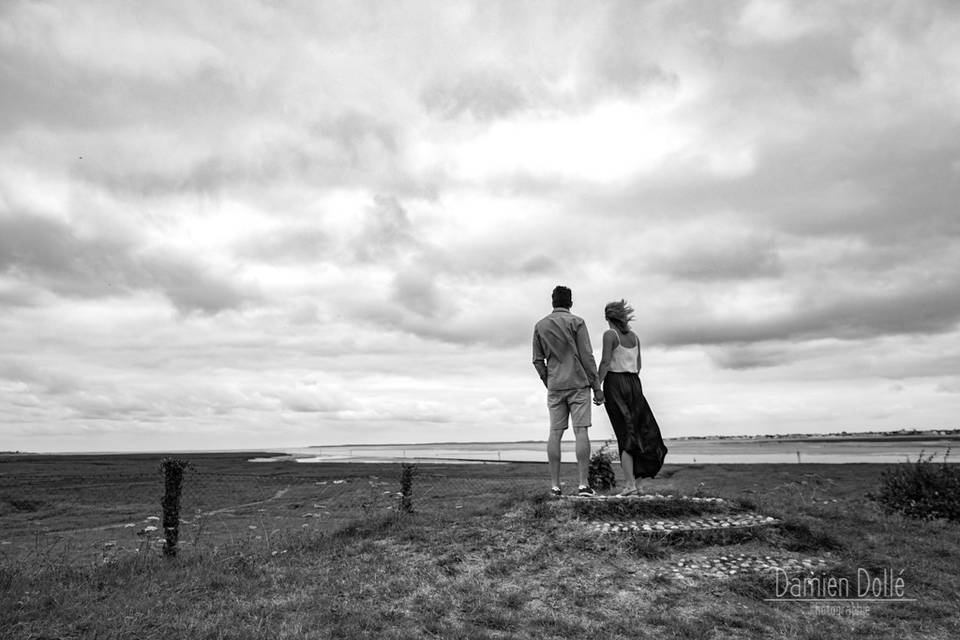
[597,299,668,496]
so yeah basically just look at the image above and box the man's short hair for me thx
[552,285,572,309]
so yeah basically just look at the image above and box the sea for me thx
[250,437,959,465]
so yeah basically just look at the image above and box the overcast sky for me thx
[2,0,959,452]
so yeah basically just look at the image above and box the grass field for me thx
[2,454,959,639]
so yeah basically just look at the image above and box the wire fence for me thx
[0,458,550,565]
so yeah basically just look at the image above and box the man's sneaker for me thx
[550,486,563,497]
[577,485,596,497]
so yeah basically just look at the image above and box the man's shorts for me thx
[547,387,591,431]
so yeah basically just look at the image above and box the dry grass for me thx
[1,457,959,638]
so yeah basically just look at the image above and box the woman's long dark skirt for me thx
[602,372,668,479]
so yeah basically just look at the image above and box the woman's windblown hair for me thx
[604,299,635,334]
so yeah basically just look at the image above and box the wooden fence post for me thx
[160,458,190,557]
[400,463,417,514]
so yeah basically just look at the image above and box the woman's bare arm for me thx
[598,329,617,385]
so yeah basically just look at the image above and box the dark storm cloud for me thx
[658,234,783,281]
[563,126,959,250]
[0,213,251,313]
[706,344,793,370]
[729,126,960,243]
[656,275,960,347]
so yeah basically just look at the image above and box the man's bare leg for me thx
[547,428,564,489]
[573,426,591,488]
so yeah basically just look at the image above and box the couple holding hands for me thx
[532,285,668,497]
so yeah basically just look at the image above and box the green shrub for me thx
[588,442,617,492]
[871,449,960,522]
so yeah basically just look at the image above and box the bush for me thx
[871,449,960,522]
[588,442,617,492]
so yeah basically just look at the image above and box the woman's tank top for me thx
[609,332,639,373]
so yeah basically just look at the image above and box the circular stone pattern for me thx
[659,553,831,579]
[593,513,778,533]
[573,494,725,503]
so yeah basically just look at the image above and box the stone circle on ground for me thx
[656,553,833,579]
[557,492,834,581]
[593,513,778,533]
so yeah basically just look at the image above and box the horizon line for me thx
[4,427,958,456]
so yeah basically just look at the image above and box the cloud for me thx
[277,384,349,414]
[935,379,960,394]
[652,227,783,281]
[235,226,329,264]
[355,300,533,348]
[0,358,79,395]
[421,68,531,121]
[352,195,418,262]
[143,252,251,314]
[391,266,440,318]
[0,213,252,313]
[0,280,38,308]
[706,344,792,370]
[2,0,960,450]
[654,273,960,347]
[519,255,559,275]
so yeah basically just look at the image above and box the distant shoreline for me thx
[5,430,958,456]
[306,431,960,448]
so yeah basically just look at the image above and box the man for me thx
[532,285,604,497]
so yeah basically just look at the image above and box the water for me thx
[249,438,958,465]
